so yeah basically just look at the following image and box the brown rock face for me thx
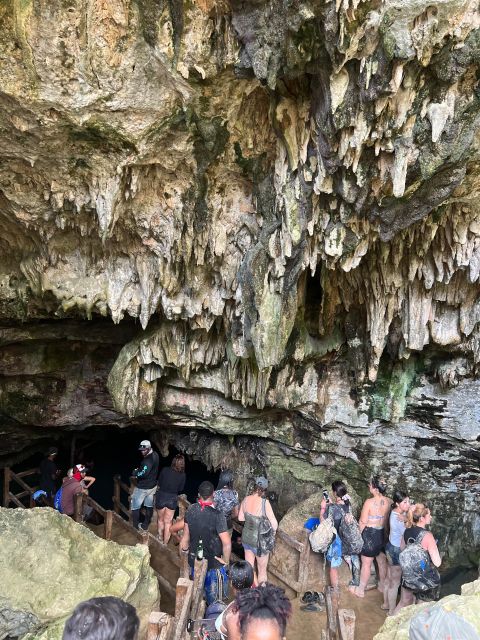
[0,0,479,559]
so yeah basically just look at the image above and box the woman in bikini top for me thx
[349,476,392,599]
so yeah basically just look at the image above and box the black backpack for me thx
[399,530,440,593]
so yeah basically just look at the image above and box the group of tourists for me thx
[37,446,96,516]
[318,476,441,615]
[38,439,445,639]
[61,581,291,640]
[130,440,279,603]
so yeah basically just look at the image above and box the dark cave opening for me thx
[303,269,323,336]
[4,425,220,510]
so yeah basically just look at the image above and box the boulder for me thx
[373,577,480,640]
[0,508,159,639]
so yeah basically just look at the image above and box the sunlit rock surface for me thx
[0,508,159,639]
[373,577,480,639]
[0,0,479,559]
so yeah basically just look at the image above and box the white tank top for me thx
[389,510,406,547]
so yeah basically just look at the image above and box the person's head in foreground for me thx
[231,583,292,640]
[62,596,139,640]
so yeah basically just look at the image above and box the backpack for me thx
[257,498,275,556]
[399,530,441,593]
[54,487,63,513]
[338,510,364,555]
[309,515,336,553]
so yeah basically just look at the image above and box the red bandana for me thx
[198,499,213,511]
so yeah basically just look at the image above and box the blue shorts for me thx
[385,541,401,566]
[131,486,156,510]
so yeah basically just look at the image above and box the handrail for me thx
[3,467,39,508]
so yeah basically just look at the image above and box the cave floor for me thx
[287,588,387,640]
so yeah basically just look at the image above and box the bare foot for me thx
[380,604,389,611]
[348,586,365,598]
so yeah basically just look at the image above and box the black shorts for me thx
[155,491,177,510]
[361,527,384,557]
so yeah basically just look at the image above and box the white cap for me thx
[138,440,151,450]
[75,464,86,472]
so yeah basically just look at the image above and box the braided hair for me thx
[234,583,292,638]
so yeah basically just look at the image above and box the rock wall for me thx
[0,0,479,560]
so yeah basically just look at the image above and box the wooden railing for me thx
[3,467,41,508]
[231,518,311,596]
[324,587,356,640]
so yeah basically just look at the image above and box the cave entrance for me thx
[4,426,220,511]
[71,426,220,509]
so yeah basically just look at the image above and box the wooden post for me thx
[74,492,83,522]
[174,577,190,619]
[104,510,113,540]
[180,548,189,580]
[325,587,338,639]
[128,476,135,523]
[298,528,311,593]
[147,612,171,640]
[3,468,10,507]
[337,609,355,640]
[113,475,121,514]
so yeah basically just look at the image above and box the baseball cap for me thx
[75,464,86,473]
[138,440,151,450]
[255,476,268,490]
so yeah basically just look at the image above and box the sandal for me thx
[301,591,315,604]
[301,602,325,612]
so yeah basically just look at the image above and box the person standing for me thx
[393,503,441,614]
[180,481,231,605]
[349,476,392,598]
[382,490,410,614]
[238,477,278,585]
[61,473,86,516]
[131,440,159,531]
[320,480,360,589]
[155,454,186,544]
[214,469,239,536]
[39,447,59,501]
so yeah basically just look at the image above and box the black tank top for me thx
[404,525,424,544]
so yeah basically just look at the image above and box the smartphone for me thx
[322,489,330,503]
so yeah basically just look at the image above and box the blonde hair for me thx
[406,503,430,528]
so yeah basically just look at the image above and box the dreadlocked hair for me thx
[234,583,292,637]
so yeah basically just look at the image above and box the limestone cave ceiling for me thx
[0,0,479,515]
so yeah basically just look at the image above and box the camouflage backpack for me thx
[399,530,440,593]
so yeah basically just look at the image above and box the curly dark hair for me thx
[62,596,139,640]
[233,583,292,637]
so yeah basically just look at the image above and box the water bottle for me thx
[196,538,204,561]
